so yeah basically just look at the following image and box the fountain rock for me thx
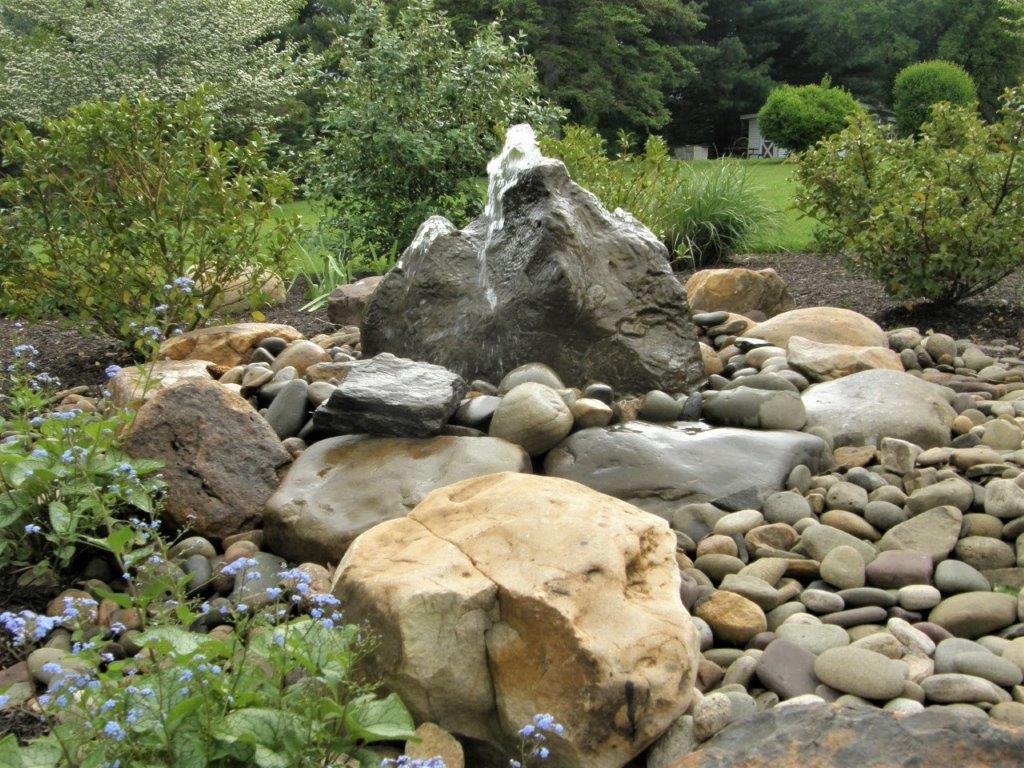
[361,125,705,394]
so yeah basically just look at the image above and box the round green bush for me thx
[893,60,977,136]
[757,81,862,152]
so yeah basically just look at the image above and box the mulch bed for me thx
[682,252,1024,345]
[0,279,336,397]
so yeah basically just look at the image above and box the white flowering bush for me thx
[0,0,310,138]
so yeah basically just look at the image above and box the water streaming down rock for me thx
[362,124,706,394]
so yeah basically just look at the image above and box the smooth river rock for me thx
[264,436,530,564]
[544,421,832,516]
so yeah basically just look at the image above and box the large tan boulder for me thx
[123,378,291,540]
[749,307,887,350]
[684,268,794,318]
[108,360,215,407]
[787,336,903,382]
[332,473,700,768]
[206,267,287,313]
[263,435,531,564]
[158,322,302,367]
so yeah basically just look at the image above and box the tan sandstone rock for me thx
[263,435,531,564]
[405,723,465,768]
[749,307,887,350]
[123,377,291,540]
[205,267,287,313]
[158,323,303,367]
[327,276,384,327]
[108,360,215,407]
[787,336,903,382]
[685,268,794,318]
[700,343,724,376]
[332,473,700,768]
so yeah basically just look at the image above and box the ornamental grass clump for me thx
[796,86,1024,304]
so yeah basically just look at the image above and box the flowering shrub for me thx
[0,335,164,575]
[0,536,416,767]
[0,92,298,348]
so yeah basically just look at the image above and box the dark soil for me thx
[0,278,336,396]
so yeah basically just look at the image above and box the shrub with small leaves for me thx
[758,78,864,152]
[0,92,299,349]
[796,86,1024,304]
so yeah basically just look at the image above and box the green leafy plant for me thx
[306,0,564,259]
[0,0,311,139]
[0,337,164,576]
[893,60,977,136]
[542,125,775,266]
[758,78,864,152]
[292,227,399,312]
[0,93,299,349]
[796,87,1024,303]
[0,526,415,767]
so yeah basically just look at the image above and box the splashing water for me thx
[478,125,545,309]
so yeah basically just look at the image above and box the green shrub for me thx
[305,0,564,261]
[0,339,164,577]
[796,87,1024,303]
[893,60,977,136]
[0,93,298,349]
[758,79,864,152]
[542,125,775,266]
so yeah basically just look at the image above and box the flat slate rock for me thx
[669,705,1024,768]
[544,421,832,516]
[312,353,466,438]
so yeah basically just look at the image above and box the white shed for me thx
[741,114,789,159]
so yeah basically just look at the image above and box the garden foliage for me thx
[893,60,978,136]
[0,340,163,576]
[757,79,864,152]
[0,94,298,349]
[0,0,310,139]
[541,125,775,266]
[305,0,564,265]
[796,86,1024,303]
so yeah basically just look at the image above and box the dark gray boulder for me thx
[361,125,705,395]
[543,421,832,515]
[667,705,1024,768]
[311,353,466,438]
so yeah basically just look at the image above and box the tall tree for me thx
[434,0,703,137]
[0,0,311,137]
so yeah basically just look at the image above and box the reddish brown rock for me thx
[123,377,291,540]
[685,267,794,318]
[327,276,384,326]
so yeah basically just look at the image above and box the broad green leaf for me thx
[344,693,416,744]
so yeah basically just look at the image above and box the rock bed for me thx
[11,297,1024,765]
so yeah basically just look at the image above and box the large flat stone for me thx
[544,421,832,515]
[263,435,530,564]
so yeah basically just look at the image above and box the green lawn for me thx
[685,158,817,254]
[277,158,816,274]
